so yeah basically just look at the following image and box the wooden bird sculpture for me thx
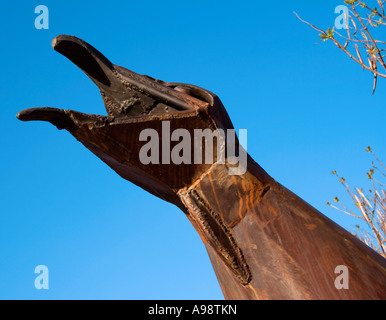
[17,35,386,300]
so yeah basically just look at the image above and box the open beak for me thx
[17,35,211,127]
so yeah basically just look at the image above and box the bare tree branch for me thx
[295,1,386,93]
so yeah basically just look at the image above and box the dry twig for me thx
[327,147,386,257]
[295,1,386,93]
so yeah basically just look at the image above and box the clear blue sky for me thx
[1,0,385,299]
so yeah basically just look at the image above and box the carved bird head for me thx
[17,35,246,208]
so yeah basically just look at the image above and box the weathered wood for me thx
[17,35,386,300]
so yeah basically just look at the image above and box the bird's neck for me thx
[177,157,386,299]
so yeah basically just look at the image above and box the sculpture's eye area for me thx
[168,84,214,105]
[174,86,193,95]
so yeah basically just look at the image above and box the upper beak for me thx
[52,35,116,90]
